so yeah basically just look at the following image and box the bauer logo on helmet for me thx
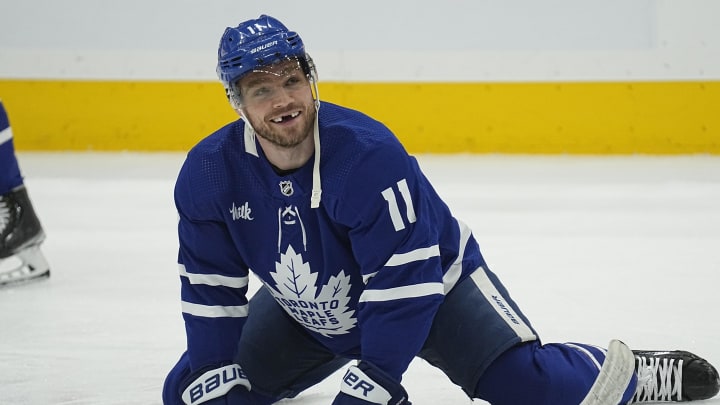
[250,41,278,54]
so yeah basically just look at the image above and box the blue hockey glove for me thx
[332,361,411,405]
[180,363,251,404]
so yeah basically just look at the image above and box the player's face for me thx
[238,59,316,148]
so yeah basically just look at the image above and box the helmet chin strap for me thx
[309,101,322,208]
[308,73,322,208]
[239,110,259,158]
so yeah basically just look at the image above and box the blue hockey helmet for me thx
[217,15,316,108]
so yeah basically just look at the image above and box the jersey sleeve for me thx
[335,141,454,381]
[174,148,251,372]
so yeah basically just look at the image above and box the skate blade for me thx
[0,245,51,287]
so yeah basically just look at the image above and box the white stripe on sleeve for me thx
[384,245,440,267]
[178,264,248,288]
[0,127,13,145]
[181,301,249,318]
[359,282,444,302]
[362,245,441,284]
[442,219,472,293]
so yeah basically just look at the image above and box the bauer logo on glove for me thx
[341,366,391,403]
[181,364,250,404]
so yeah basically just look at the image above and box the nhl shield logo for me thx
[279,180,294,196]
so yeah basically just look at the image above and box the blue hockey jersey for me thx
[174,101,486,382]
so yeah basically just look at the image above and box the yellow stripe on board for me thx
[1,79,718,153]
[324,81,720,154]
[0,80,237,151]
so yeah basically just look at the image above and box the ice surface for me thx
[2,153,719,404]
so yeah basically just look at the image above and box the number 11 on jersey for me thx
[381,178,417,231]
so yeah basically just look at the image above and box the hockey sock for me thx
[474,340,637,405]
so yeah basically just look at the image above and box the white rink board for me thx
[1,1,719,81]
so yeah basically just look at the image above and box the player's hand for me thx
[179,363,251,404]
[331,361,411,405]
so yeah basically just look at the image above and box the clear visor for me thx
[228,57,316,109]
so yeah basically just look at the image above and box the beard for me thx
[248,103,316,148]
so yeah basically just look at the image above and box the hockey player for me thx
[0,100,50,286]
[163,15,719,405]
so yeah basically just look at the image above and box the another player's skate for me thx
[630,349,720,402]
[0,185,50,286]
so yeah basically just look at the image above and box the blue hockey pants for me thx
[163,266,637,404]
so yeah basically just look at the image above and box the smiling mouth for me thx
[271,111,300,123]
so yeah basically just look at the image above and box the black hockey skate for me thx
[630,350,720,402]
[0,185,50,286]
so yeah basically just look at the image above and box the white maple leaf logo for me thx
[267,245,357,337]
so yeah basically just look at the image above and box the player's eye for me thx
[251,86,270,98]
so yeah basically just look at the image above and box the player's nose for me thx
[271,87,294,108]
